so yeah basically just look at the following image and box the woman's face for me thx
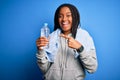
[58,7,72,35]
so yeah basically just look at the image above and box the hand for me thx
[60,34,82,49]
[36,37,49,50]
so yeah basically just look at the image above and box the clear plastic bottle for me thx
[41,23,50,38]
[41,23,50,48]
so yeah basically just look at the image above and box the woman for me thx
[36,3,98,80]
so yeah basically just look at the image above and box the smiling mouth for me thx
[61,22,69,26]
[62,22,68,24]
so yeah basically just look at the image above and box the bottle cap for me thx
[44,23,48,26]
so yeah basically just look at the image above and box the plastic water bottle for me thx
[41,23,50,38]
[41,23,50,48]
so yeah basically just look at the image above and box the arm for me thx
[36,37,51,74]
[36,50,51,74]
[60,32,98,73]
[78,48,98,73]
[77,29,98,73]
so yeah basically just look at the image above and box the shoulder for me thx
[77,28,91,38]
[76,28,95,50]
[49,29,61,42]
[49,29,61,37]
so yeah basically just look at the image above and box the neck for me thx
[62,31,71,36]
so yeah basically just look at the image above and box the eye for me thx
[66,14,72,17]
[58,15,63,18]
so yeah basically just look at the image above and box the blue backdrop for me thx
[0,0,120,80]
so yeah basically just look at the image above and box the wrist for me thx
[76,45,84,53]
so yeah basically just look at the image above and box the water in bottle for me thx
[41,23,50,49]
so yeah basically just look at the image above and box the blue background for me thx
[0,0,120,80]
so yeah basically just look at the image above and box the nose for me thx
[63,16,67,21]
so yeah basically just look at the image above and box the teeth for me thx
[62,22,68,25]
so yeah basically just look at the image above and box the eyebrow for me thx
[66,12,71,13]
[59,12,72,15]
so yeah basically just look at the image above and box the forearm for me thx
[36,50,50,73]
[79,49,98,73]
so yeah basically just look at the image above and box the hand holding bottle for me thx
[36,23,50,50]
[36,37,49,50]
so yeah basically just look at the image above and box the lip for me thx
[61,24,69,27]
[61,22,69,26]
[62,22,68,25]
